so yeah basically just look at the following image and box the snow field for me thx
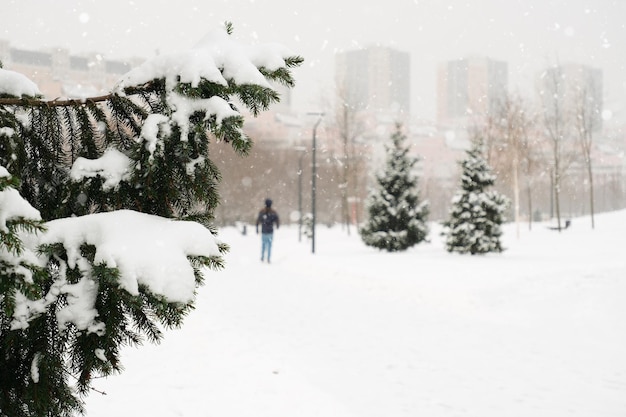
[84,212,626,417]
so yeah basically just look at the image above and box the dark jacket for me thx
[256,207,279,234]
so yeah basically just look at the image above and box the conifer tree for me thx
[360,123,429,251]
[443,139,509,255]
[0,23,302,416]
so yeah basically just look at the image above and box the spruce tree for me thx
[443,139,509,255]
[0,23,302,416]
[360,123,429,251]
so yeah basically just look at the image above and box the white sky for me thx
[2,0,625,121]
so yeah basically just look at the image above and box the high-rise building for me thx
[335,46,411,116]
[537,63,603,132]
[437,56,508,126]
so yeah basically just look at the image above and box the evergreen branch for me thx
[0,82,158,107]
[1,24,301,416]
[284,55,305,68]
[61,106,78,161]
[0,95,113,107]
[63,368,108,396]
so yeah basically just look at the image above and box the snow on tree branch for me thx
[0,166,42,232]
[0,68,41,98]
[115,27,295,91]
[38,210,221,303]
[70,149,133,190]
[0,22,301,416]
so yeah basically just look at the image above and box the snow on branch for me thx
[70,149,133,190]
[0,68,41,98]
[115,27,295,91]
[9,208,224,332]
[0,166,42,232]
[38,210,222,304]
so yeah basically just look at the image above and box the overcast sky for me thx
[3,0,625,122]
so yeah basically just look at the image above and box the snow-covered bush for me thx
[0,23,301,416]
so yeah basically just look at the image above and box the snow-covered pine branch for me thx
[0,22,301,417]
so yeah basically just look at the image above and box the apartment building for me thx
[537,62,603,132]
[436,56,508,127]
[335,45,411,117]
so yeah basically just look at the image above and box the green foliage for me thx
[360,123,429,252]
[0,23,301,416]
[443,139,509,255]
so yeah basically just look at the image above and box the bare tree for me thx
[472,93,539,234]
[572,83,601,229]
[333,86,367,234]
[519,117,543,230]
[539,64,579,231]
[498,94,541,234]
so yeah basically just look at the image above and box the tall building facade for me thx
[335,46,411,116]
[437,56,508,126]
[537,63,603,132]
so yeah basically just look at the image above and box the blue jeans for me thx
[261,233,273,262]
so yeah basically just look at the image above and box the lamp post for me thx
[308,112,324,254]
[294,146,307,242]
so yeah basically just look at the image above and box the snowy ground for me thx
[83,211,626,417]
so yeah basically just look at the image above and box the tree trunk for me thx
[527,182,533,231]
[554,169,562,232]
[512,146,520,238]
[588,161,595,229]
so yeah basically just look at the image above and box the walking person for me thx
[256,198,280,263]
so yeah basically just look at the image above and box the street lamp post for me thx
[294,146,307,242]
[308,112,324,254]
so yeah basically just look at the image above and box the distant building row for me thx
[1,39,603,133]
[0,39,143,99]
[335,46,603,130]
